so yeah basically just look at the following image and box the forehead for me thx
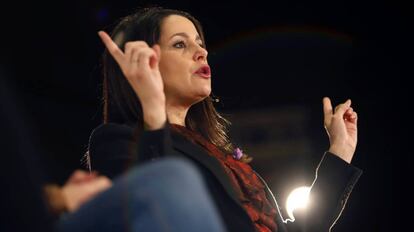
[160,15,199,38]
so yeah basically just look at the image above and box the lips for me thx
[194,65,211,79]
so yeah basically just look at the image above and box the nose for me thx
[193,46,208,62]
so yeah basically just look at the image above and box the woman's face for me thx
[158,15,211,106]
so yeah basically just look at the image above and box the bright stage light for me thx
[286,186,311,221]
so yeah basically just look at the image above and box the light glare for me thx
[286,186,311,221]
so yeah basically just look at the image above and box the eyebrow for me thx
[169,32,202,41]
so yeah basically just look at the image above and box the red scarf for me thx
[170,124,277,232]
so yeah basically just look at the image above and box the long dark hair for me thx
[101,7,251,162]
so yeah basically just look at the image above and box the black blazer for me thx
[88,123,362,232]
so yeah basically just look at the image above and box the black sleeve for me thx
[88,123,173,178]
[137,124,174,162]
[282,152,363,232]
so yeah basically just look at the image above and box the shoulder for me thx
[88,123,136,158]
[90,123,134,139]
[87,123,139,178]
[89,123,138,146]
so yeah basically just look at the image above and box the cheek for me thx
[159,59,170,79]
[159,59,186,93]
[159,55,183,79]
[159,56,189,84]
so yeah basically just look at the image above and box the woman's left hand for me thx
[323,97,358,163]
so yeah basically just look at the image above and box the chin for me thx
[202,85,212,96]
[192,90,211,105]
[201,89,212,100]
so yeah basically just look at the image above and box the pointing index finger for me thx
[98,31,124,64]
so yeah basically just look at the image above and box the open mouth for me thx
[194,65,211,79]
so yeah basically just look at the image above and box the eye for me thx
[173,41,186,48]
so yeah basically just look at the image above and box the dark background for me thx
[1,0,412,231]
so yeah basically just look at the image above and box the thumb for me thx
[345,99,351,107]
[335,99,352,116]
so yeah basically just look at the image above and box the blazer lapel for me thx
[170,130,243,207]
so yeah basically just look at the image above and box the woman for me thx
[89,7,362,232]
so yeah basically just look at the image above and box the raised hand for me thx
[98,31,166,129]
[323,97,358,163]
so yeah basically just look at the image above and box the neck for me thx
[166,100,190,127]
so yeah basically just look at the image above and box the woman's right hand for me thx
[98,31,166,129]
